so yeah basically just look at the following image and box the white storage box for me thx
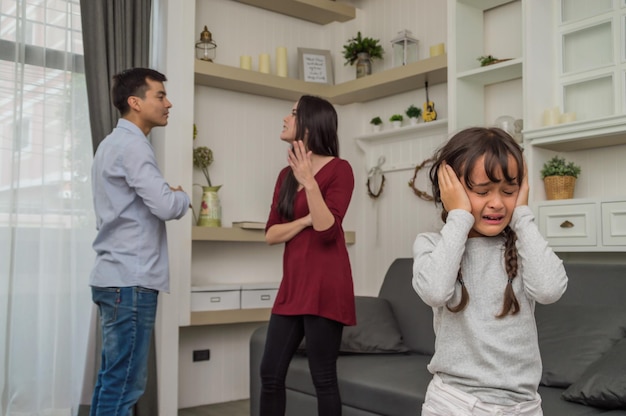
[240,282,280,309]
[191,284,241,311]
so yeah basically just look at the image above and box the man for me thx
[89,68,190,416]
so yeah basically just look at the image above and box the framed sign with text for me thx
[298,48,334,85]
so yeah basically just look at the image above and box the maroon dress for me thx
[266,157,356,326]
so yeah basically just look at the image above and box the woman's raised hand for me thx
[288,140,314,187]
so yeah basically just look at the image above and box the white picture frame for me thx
[298,48,334,85]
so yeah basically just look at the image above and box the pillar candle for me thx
[240,55,252,70]
[560,112,576,123]
[276,47,288,77]
[542,107,561,126]
[259,53,270,74]
[429,43,445,57]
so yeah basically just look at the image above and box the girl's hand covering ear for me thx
[438,162,471,213]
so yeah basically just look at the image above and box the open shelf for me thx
[456,58,522,85]
[355,119,448,147]
[524,115,626,151]
[190,308,271,326]
[231,0,355,24]
[195,54,447,105]
[192,226,356,244]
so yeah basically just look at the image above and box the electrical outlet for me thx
[193,349,210,362]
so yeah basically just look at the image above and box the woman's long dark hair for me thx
[429,127,525,318]
[277,95,339,220]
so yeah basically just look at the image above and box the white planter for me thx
[391,120,402,129]
[409,117,419,126]
[371,124,382,132]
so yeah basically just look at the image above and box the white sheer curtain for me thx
[0,1,94,415]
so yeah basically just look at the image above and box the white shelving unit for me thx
[447,0,523,132]
[448,0,626,252]
[523,0,626,212]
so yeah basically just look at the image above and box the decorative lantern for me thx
[195,25,217,62]
[390,29,419,67]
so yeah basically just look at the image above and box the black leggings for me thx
[259,314,344,416]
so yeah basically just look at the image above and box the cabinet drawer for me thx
[538,203,596,246]
[191,285,241,311]
[602,201,626,246]
[240,282,280,309]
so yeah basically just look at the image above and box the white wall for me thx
[177,0,449,409]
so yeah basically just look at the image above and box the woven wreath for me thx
[408,157,434,201]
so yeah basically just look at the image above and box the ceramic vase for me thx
[197,185,222,227]
[356,52,372,78]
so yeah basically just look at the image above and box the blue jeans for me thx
[90,286,158,416]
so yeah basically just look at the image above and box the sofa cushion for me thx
[340,296,410,354]
[378,258,435,355]
[298,296,410,354]
[536,304,626,388]
[562,338,626,409]
[286,353,433,416]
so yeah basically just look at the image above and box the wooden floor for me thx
[178,399,250,416]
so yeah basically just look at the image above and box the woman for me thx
[260,95,356,416]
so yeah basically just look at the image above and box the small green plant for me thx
[540,156,581,179]
[342,32,384,65]
[370,116,383,126]
[405,105,422,119]
[389,114,403,122]
[477,55,498,66]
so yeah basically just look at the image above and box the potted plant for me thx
[389,114,403,129]
[370,116,383,132]
[342,32,384,78]
[405,105,422,125]
[540,155,581,200]
[477,55,498,66]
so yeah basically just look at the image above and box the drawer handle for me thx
[261,295,271,301]
[560,220,574,228]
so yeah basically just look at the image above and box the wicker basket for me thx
[544,175,576,200]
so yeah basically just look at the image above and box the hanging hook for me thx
[367,156,386,199]
[368,155,386,177]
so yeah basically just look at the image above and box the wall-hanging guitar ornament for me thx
[422,81,437,122]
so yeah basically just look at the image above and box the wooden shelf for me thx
[192,226,356,244]
[190,308,271,326]
[194,54,447,105]
[231,0,355,24]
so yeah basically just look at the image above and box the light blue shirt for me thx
[90,119,190,292]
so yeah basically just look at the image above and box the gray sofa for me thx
[250,258,626,416]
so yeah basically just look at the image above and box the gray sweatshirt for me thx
[412,206,568,405]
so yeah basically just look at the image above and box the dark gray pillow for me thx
[340,296,410,354]
[298,296,410,354]
[536,304,626,387]
[562,338,626,409]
